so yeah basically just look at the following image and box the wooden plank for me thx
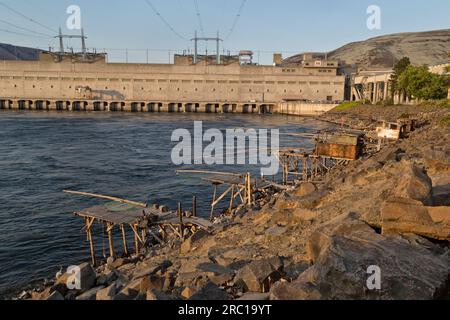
[64,190,147,208]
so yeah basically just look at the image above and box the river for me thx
[0,111,332,297]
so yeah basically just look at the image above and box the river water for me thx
[0,111,331,297]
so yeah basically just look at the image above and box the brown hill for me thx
[284,29,450,70]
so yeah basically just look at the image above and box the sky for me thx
[0,0,449,64]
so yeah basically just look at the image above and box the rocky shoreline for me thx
[12,104,450,300]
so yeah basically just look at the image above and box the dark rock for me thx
[284,262,311,281]
[146,289,174,300]
[140,275,165,292]
[76,286,105,300]
[114,279,142,300]
[237,292,270,300]
[96,283,120,300]
[196,263,235,286]
[46,290,65,301]
[77,262,97,292]
[270,280,322,300]
[234,257,283,293]
[180,230,209,254]
[96,270,118,286]
[133,260,172,279]
[189,282,231,300]
[293,183,318,197]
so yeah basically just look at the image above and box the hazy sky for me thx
[0,0,449,63]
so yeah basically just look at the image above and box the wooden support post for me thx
[107,223,114,258]
[120,224,128,256]
[192,196,197,217]
[247,173,252,206]
[85,218,96,266]
[178,202,184,240]
[210,184,217,221]
[229,185,235,214]
[132,224,139,255]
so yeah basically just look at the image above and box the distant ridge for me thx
[0,43,41,61]
[284,29,450,70]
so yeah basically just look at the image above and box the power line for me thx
[0,27,50,38]
[0,1,57,33]
[224,0,247,40]
[143,0,189,41]
[193,0,205,37]
[0,18,53,37]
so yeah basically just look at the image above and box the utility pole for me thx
[216,30,220,65]
[55,27,88,60]
[58,27,64,54]
[191,31,223,65]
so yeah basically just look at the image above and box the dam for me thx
[0,50,345,115]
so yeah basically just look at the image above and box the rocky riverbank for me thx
[16,104,450,301]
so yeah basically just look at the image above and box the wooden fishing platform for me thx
[178,170,278,220]
[66,190,213,266]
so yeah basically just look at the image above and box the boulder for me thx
[265,226,287,237]
[394,163,432,202]
[146,289,173,301]
[46,290,65,301]
[178,257,212,274]
[96,270,118,287]
[53,263,96,294]
[381,198,450,241]
[163,272,177,292]
[234,257,283,293]
[303,213,450,300]
[76,286,105,301]
[96,283,119,301]
[270,281,322,300]
[108,258,128,269]
[114,279,142,300]
[180,230,209,254]
[237,292,270,300]
[77,262,97,292]
[189,282,231,300]
[283,261,311,281]
[196,263,235,286]
[133,260,172,279]
[140,275,165,292]
[293,183,318,197]
[427,206,450,224]
[291,208,317,222]
[181,287,197,299]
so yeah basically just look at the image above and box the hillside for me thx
[283,29,450,70]
[0,43,40,61]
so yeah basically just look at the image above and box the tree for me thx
[397,65,449,100]
[390,57,411,96]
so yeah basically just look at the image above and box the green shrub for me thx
[441,115,450,125]
[418,99,450,108]
[334,101,361,111]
